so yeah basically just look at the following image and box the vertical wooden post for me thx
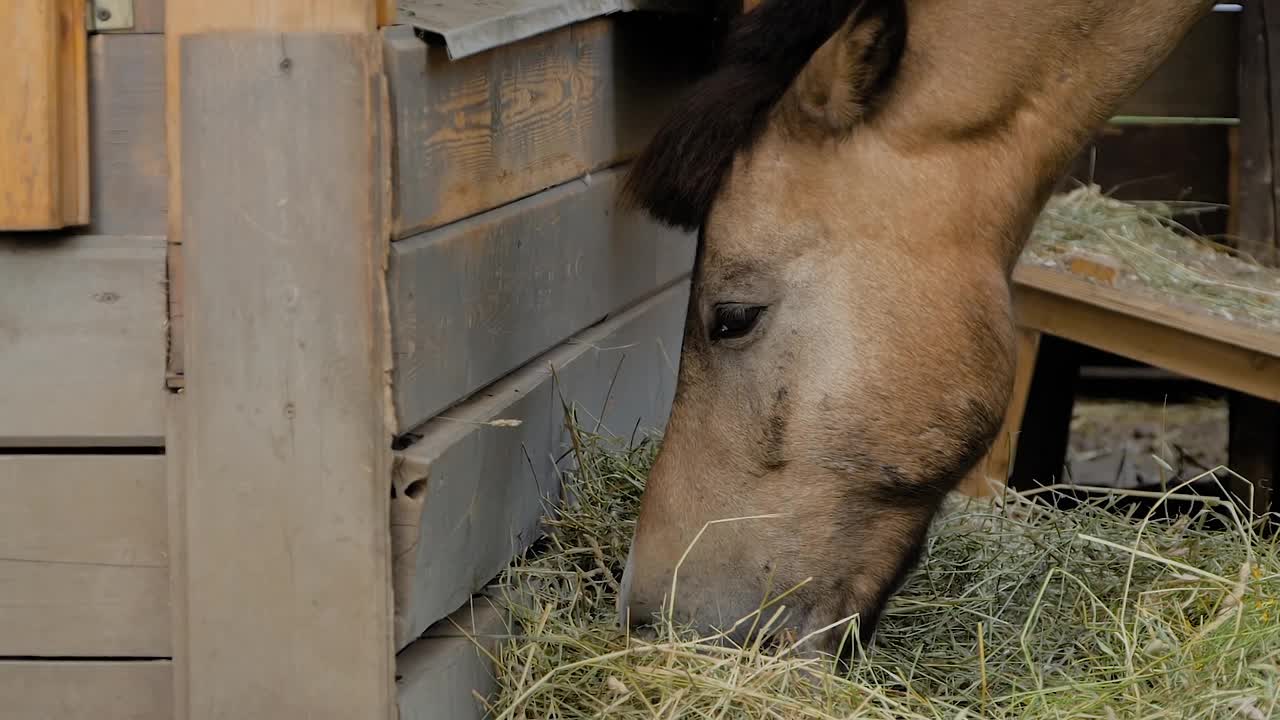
[1238,0,1278,266]
[1008,335,1084,489]
[166,3,393,719]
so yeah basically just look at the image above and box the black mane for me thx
[622,0,894,231]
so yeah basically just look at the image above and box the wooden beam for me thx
[1012,264,1280,403]
[389,168,694,432]
[0,0,89,229]
[177,30,394,720]
[1238,0,1279,265]
[165,0,378,243]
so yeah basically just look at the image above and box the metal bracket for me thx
[86,0,134,32]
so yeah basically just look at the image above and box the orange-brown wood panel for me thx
[0,0,89,229]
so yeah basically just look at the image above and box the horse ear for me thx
[781,0,906,136]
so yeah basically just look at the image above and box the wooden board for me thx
[1012,264,1280,403]
[0,661,172,720]
[1238,0,1279,265]
[165,0,378,244]
[0,455,169,656]
[1116,7,1238,119]
[88,34,168,237]
[0,235,167,447]
[383,14,701,237]
[397,598,508,720]
[0,0,89,229]
[392,280,688,648]
[389,167,694,432]
[178,31,395,720]
[166,392,190,720]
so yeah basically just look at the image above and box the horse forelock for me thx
[621,0,896,232]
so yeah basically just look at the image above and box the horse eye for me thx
[711,304,766,341]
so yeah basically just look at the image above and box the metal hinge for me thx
[86,0,134,32]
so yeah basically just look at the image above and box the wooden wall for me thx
[382,14,703,718]
[0,6,174,719]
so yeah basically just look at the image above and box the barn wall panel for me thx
[391,280,688,648]
[396,599,507,720]
[383,14,700,237]
[0,661,172,720]
[389,167,694,433]
[88,34,168,237]
[0,455,169,656]
[0,235,167,446]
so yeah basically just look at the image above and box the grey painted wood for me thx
[392,281,688,648]
[0,455,169,656]
[389,166,694,433]
[396,598,508,720]
[0,234,167,446]
[382,15,701,237]
[179,32,395,720]
[87,34,167,237]
[0,661,172,720]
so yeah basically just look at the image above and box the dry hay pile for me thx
[473,421,1280,719]
[1022,184,1280,330]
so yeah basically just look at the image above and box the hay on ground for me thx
[472,418,1280,720]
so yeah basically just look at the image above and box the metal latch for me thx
[86,0,134,32]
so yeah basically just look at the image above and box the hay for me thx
[476,418,1280,719]
[1022,184,1280,330]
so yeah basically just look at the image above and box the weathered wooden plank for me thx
[0,455,169,656]
[392,280,688,648]
[0,0,89,229]
[88,34,168,236]
[179,31,395,720]
[396,598,508,720]
[0,661,172,720]
[0,235,167,446]
[390,167,694,432]
[166,392,190,720]
[165,0,378,243]
[1117,7,1238,118]
[1012,264,1280,404]
[1238,0,1279,265]
[383,14,702,237]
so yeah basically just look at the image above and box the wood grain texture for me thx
[0,661,172,720]
[165,0,378,243]
[1238,0,1279,265]
[383,14,702,237]
[166,392,190,720]
[178,31,394,720]
[392,280,688,648]
[0,0,89,229]
[390,167,694,432]
[1013,264,1280,403]
[397,598,508,720]
[0,235,167,446]
[88,34,168,236]
[0,455,169,656]
[1116,7,1238,118]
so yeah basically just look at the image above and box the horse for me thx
[616,0,1217,657]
